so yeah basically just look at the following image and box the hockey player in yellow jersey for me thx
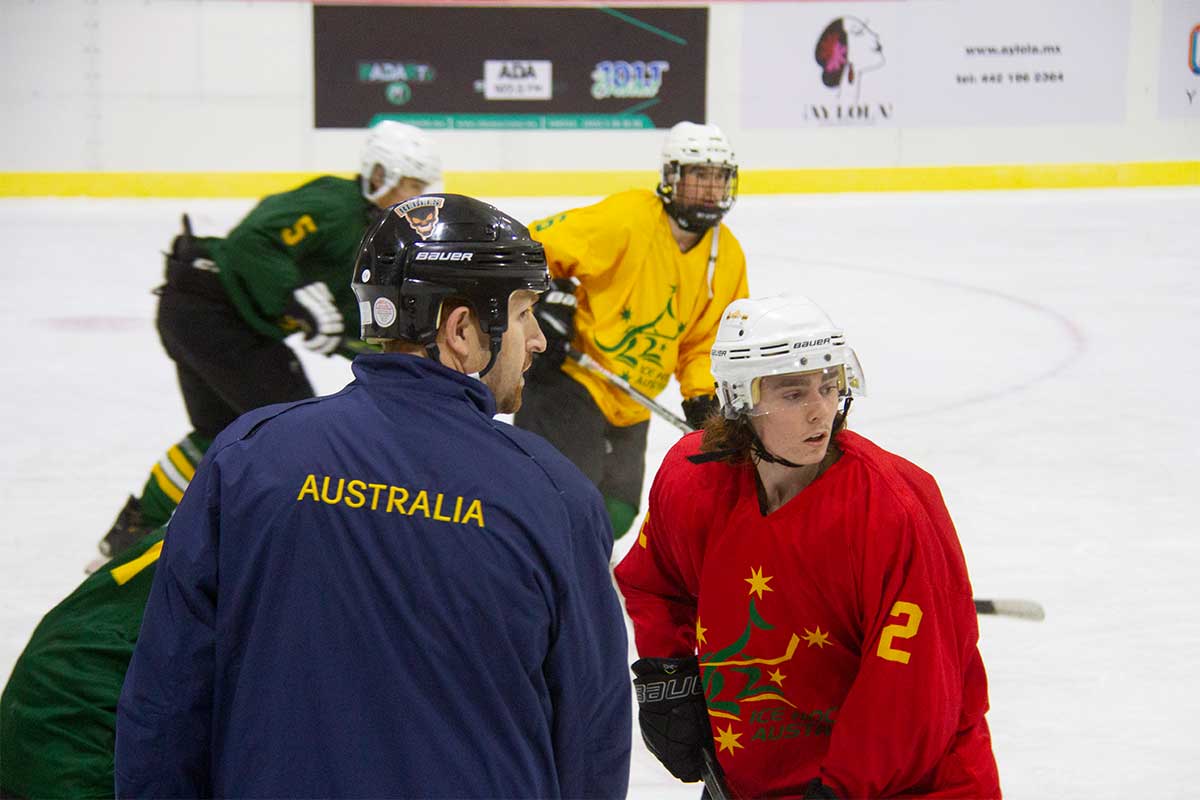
[515,122,749,538]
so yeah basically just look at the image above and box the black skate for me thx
[97,495,151,558]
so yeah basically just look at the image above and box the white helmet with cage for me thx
[360,121,443,203]
[657,121,738,230]
[711,294,865,419]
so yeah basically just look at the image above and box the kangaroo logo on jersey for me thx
[395,196,445,240]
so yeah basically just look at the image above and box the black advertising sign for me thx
[313,5,708,129]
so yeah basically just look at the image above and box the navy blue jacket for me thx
[115,354,631,799]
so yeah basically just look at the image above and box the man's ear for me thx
[438,303,483,370]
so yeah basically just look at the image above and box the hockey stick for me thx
[973,598,1045,621]
[701,748,733,800]
[568,350,695,435]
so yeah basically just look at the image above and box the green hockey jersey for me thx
[205,176,375,339]
[0,528,165,799]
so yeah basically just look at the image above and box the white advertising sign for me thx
[1158,0,1200,119]
[740,0,1131,128]
[482,60,552,101]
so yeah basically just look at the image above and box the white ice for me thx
[2,187,1198,798]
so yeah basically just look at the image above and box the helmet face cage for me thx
[660,163,739,230]
[351,195,549,348]
[360,122,443,203]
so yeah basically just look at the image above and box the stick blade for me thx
[974,598,1045,621]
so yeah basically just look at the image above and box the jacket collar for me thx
[350,353,497,418]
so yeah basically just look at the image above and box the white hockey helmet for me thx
[711,294,865,419]
[657,121,738,230]
[360,121,443,203]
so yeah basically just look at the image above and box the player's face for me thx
[373,177,430,209]
[750,369,842,465]
[677,165,733,208]
[482,290,547,414]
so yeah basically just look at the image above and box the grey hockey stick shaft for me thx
[701,748,732,800]
[973,598,1045,621]
[568,350,695,435]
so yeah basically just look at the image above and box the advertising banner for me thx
[314,5,707,129]
[1159,0,1200,119]
[741,0,1130,128]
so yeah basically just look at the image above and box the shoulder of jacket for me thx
[208,388,357,459]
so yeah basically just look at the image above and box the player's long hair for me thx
[699,409,850,465]
[699,414,757,465]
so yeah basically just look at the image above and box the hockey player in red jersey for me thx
[614,294,1000,799]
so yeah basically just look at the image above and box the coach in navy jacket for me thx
[115,195,631,798]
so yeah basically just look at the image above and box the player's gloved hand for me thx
[632,656,711,783]
[802,778,842,799]
[681,394,720,430]
[285,281,344,355]
[532,278,577,369]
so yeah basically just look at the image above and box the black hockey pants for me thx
[156,265,314,440]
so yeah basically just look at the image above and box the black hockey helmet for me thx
[351,194,550,374]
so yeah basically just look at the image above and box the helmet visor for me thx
[748,366,847,418]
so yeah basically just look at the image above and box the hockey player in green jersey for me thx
[95,122,442,563]
[1,527,165,799]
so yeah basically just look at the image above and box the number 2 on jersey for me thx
[876,601,923,664]
[281,214,317,246]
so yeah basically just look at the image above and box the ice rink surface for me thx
[1,186,1197,798]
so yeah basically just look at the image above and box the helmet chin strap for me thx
[423,336,501,377]
[478,332,503,378]
[750,431,809,469]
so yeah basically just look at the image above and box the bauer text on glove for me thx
[632,656,712,783]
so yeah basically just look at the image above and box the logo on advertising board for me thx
[480,60,553,100]
[358,61,437,107]
[1190,24,1199,75]
[807,16,893,123]
[591,60,670,99]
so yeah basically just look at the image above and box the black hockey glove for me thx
[681,394,720,430]
[165,214,213,271]
[532,278,577,370]
[283,281,345,355]
[632,656,711,783]
[802,778,842,799]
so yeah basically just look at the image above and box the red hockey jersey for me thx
[615,430,1000,799]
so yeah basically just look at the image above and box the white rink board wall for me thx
[0,0,1196,177]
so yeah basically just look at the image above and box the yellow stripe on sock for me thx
[167,445,196,482]
[110,540,164,586]
[151,463,185,503]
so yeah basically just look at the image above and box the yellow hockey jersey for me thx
[531,189,749,427]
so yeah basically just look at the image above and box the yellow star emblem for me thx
[713,723,744,755]
[744,566,774,600]
[768,668,786,686]
[803,626,831,648]
[696,617,708,648]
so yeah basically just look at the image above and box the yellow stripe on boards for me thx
[151,463,185,503]
[1,162,1195,198]
[110,540,165,586]
[167,445,196,482]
